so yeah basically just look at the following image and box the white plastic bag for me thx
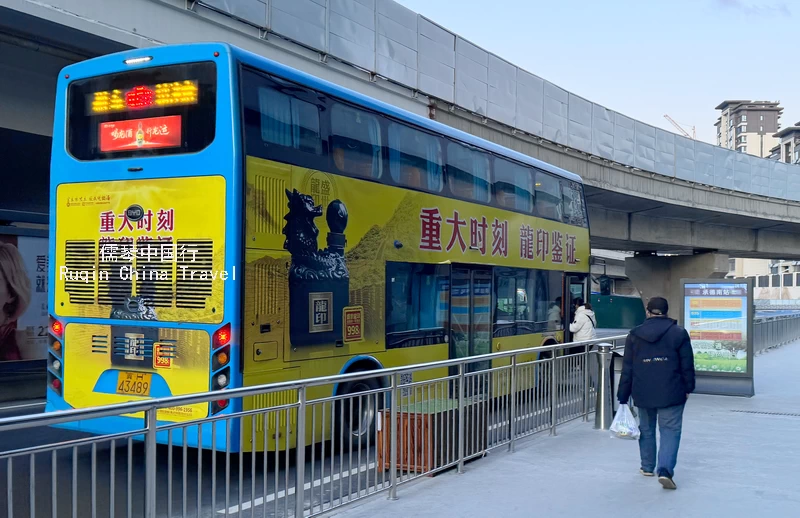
[610,403,640,440]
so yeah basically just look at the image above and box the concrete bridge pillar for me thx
[625,252,730,325]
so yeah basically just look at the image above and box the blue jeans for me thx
[637,404,685,478]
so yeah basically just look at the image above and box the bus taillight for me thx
[210,323,232,414]
[212,322,231,371]
[48,373,62,396]
[50,316,63,337]
[213,348,230,370]
[213,323,231,348]
[211,398,228,414]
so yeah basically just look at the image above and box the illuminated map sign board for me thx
[681,278,754,397]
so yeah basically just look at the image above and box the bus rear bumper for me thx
[44,397,237,451]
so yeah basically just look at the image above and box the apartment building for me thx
[715,100,783,157]
[773,122,800,164]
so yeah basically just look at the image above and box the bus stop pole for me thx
[594,344,614,430]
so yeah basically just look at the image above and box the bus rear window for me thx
[67,62,217,160]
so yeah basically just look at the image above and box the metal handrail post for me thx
[509,355,517,452]
[144,407,157,518]
[388,372,398,500]
[549,354,557,436]
[295,386,306,518]
[457,363,465,473]
[583,345,590,422]
[594,344,614,430]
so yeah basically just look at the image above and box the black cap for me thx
[646,297,669,316]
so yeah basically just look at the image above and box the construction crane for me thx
[663,114,696,139]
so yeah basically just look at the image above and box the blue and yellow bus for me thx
[46,42,591,451]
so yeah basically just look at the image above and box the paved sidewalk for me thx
[325,342,800,518]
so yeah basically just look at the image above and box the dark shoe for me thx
[640,468,654,477]
[658,475,677,490]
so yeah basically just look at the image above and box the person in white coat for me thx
[570,300,597,342]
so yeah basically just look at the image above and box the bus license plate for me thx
[116,371,152,396]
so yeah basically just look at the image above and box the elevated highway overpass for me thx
[3,0,800,308]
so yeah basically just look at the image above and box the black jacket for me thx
[617,317,696,409]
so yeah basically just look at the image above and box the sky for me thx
[395,0,798,144]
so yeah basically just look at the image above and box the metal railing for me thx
[753,314,800,355]
[4,312,800,517]
[0,335,627,518]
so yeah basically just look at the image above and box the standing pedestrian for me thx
[617,297,695,490]
[568,298,597,356]
[569,298,597,342]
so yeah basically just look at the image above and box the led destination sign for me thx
[88,80,199,114]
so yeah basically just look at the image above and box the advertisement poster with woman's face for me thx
[0,235,48,362]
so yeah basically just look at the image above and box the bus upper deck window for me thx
[534,171,562,222]
[257,86,322,155]
[446,142,491,203]
[561,180,588,227]
[388,123,443,192]
[331,103,382,179]
[494,158,533,212]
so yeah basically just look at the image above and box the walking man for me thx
[617,297,696,490]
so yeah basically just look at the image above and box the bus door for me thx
[450,266,493,377]
[564,274,589,345]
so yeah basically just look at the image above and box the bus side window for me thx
[541,270,564,332]
[495,268,563,337]
[494,158,533,213]
[257,85,322,155]
[494,267,518,337]
[330,103,382,179]
[388,123,443,192]
[446,142,491,203]
[561,179,588,228]
[534,170,562,222]
[386,262,450,349]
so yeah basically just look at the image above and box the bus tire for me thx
[336,375,383,450]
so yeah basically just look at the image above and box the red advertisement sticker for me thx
[99,115,182,153]
[343,306,364,343]
[153,344,172,369]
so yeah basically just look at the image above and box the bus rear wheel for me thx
[336,376,382,450]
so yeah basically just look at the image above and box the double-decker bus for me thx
[46,42,590,452]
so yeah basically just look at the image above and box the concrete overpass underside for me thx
[585,187,800,260]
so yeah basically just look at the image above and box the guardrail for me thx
[753,314,800,355]
[0,335,626,518]
[755,299,800,310]
[3,312,799,517]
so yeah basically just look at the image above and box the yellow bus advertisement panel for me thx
[244,155,589,365]
[54,176,226,421]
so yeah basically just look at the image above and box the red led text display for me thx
[88,80,198,114]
